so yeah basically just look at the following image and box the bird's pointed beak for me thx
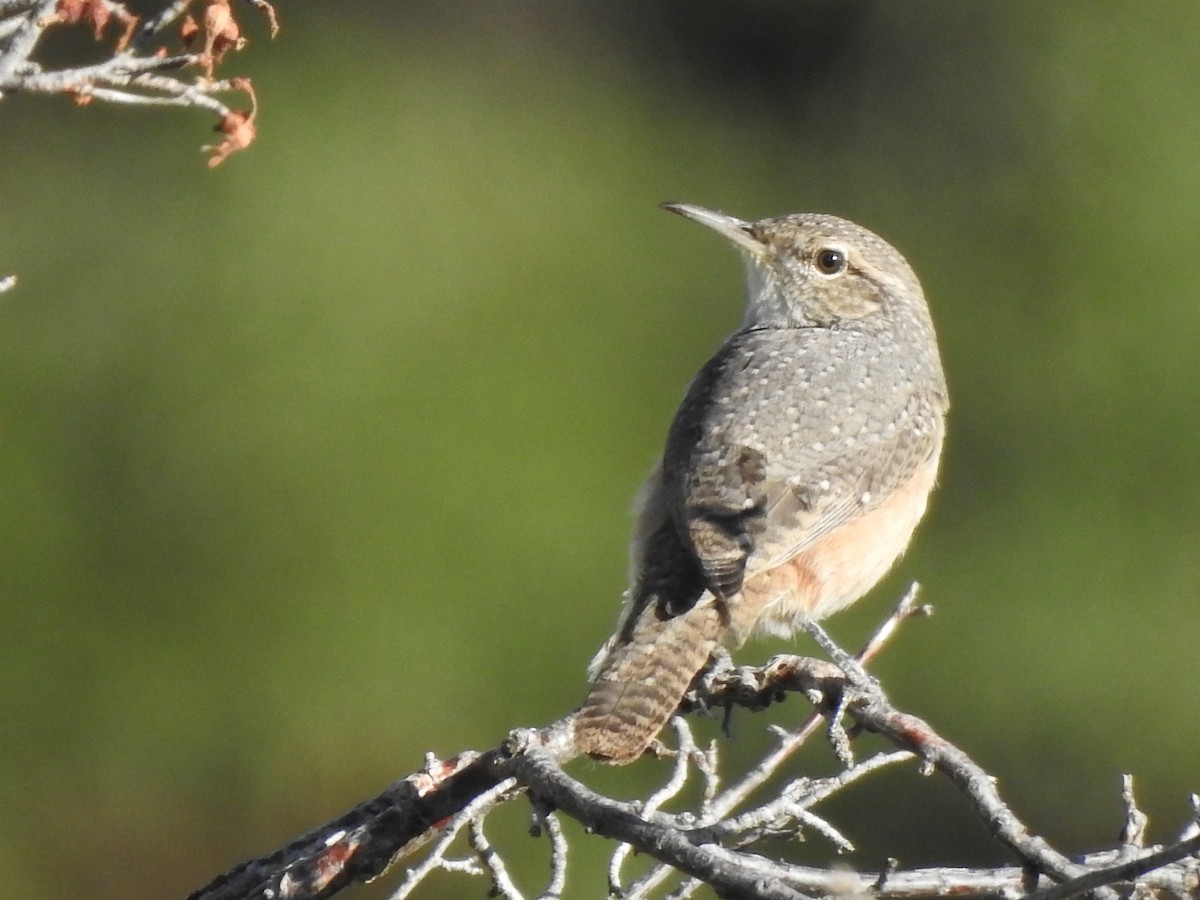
[660,202,768,259]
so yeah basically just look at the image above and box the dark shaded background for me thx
[3,3,1200,898]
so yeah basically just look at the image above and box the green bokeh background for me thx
[3,3,1199,898]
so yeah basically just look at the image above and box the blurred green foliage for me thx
[3,3,1200,898]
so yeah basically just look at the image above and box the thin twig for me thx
[0,0,55,82]
[513,739,811,900]
[706,584,926,823]
[468,815,525,900]
[10,63,234,116]
[130,0,191,50]
[1120,774,1149,849]
[623,597,1115,897]
[0,0,40,16]
[695,739,720,813]
[623,856,683,900]
[609,717,700,895]
[0,14,27,40]
[847,689,1114,896]
[627,587,928,898]
[1181,794,1200,843]
[389,777,520,900]
[661,876,704,900]
[1024,832,1200,900]
[712,751,912,847]
[536,809,568,900]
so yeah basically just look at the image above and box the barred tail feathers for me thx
[575,602,722,764]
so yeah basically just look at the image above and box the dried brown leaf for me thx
[54,0,110,40]
[204,78,258,167]
[180,13,200,45]
[199,0,245,79]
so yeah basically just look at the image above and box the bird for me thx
[574,202,948,764]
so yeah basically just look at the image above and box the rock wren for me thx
[574,203,948,764]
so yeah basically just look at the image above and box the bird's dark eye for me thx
[815,247,847,275]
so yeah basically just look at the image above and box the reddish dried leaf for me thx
[112,8,138,52]
[203,0,233,42]
[204,80,258,167]
[50,0,136,48]
[205,109,255,167]
[54,0,109,38]
[54,0,89,24]
[199,0,245,79]
[180,13,200,45]
[213,28,244,57]
[85,1,106,39]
